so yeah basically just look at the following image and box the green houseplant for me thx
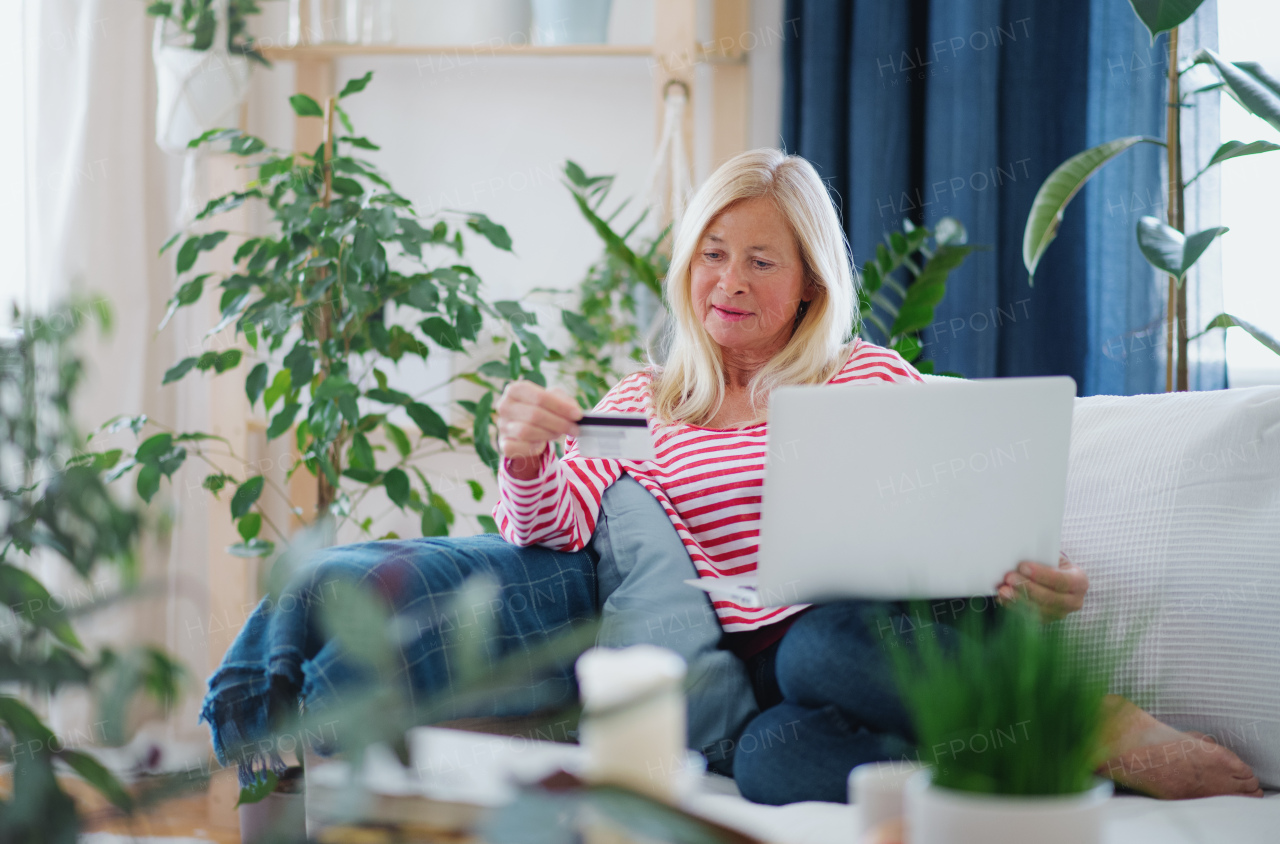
[890,607,1116,844]
[555,161,669,408]
[857,217,979,376]
[0,307,187,842]
[1023,0,1280,391]
[103,72,547,556]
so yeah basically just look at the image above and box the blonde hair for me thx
[651,149,858,427]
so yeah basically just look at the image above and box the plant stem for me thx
[1166,28,1189,392]
[315,96,339,517]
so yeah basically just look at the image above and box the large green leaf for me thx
[289,94,324,118]
[1236,61,1280,99]
[339,71,373,99]
[59,749,133,812]
[266,402,301,440]
[383,468,410,508]
[1197,313,1280,356]
[1186,140,1280,185]
[1023,137,1160,283]
[1135,217,1229,284]
[472,391,500,471]
[231,475,265,518]
[1194,50,1280,134]
[467,213,513,252]
[407,402,449,442]
[0,564,82,651]
[245,362,269,407]
[162,357,198,385]
[1126,0,1207,38]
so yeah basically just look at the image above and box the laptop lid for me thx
[755,376,1076,605]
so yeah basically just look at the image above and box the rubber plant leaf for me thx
[1197,313,1280,356]
[1127,0,1207,39]
[1023,136,1161,284]
[1135,217,1229,284]
[1193,50,1280,134]
[1186,140,1280,185]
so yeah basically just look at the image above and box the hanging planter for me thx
[150,0,263,153]
[532,0,613,45]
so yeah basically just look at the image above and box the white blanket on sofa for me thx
[1062,385,1280,788]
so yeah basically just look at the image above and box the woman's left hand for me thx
[996,556,1089,621]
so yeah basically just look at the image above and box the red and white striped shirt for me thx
[494,340,924,632]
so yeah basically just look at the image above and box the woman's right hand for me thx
[495,381,583,479]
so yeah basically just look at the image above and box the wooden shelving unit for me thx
[260,43,655,60]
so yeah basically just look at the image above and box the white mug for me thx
[849,760,923,834]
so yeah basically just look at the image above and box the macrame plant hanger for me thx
[640,80,694,361]
[646,80,693,235]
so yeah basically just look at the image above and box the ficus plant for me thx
[100,72,548,555]
[1023,0,1280,391]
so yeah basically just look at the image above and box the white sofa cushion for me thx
[1062,386,1280,788]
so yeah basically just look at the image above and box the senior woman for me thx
[493,149,1263,803]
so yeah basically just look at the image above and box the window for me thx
[1219,1,1280,387]
[0,0,28,330]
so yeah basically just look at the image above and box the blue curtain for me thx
[782,0,1226,395]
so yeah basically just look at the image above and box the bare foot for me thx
[1096,696,1263,799]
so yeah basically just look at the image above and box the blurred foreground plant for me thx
[888,605,1113,796]
[0,307,186,842]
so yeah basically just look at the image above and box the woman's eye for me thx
[752,259,772,270]
[703,251,722,261]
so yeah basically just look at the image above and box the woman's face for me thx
[690,196,812,358]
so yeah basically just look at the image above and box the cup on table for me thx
[850,761,922,835]
[576,645,688,800]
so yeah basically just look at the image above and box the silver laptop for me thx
[688,376,1077,608]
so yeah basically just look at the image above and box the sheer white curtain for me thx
[27,0,213,742]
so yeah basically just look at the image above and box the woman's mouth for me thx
[712,305,752,322]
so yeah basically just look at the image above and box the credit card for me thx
[573,414,656,461]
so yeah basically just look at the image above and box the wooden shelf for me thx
[260,43,654,61]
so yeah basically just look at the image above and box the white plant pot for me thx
[239,791,306,844]
[904,770,1112,844]
[532,0,613,45]
[152,7,252,154]
[397,0,532,46]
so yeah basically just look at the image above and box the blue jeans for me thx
[732,600,982,805]
[204,534,601,782]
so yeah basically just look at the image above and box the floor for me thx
[67,769,241,843]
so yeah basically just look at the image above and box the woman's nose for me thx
[717,262,748,295]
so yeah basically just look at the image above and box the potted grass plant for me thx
[888,606,1115,844]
